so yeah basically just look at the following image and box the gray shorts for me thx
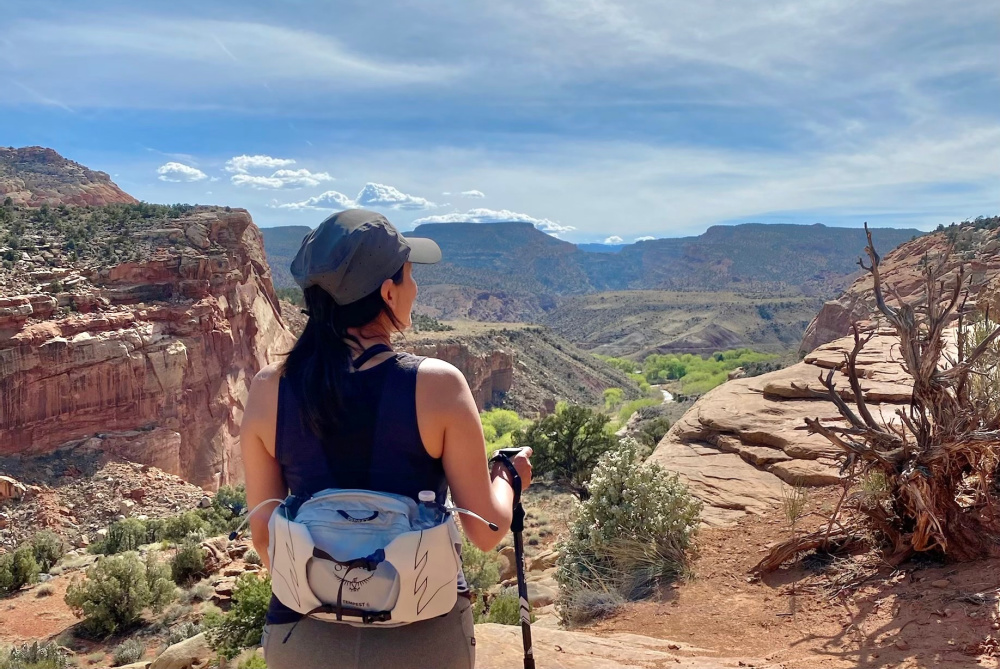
[262,597,476,669]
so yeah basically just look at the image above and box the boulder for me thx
[498,546,517,582]
[149,632,211,669]
[527,549,560,573]
[527,581,557,607]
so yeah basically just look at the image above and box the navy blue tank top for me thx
[266,348,465,624]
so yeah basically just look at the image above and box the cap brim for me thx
[404,236,442,264]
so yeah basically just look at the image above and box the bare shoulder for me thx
[244,362,283,424]
[254,361,284,385]
[416,357,471,399]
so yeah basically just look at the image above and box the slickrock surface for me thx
[650,330,911,525]
[1,206,295,487]
[0,147,137,207]
[801,221,1000,353]
[476,624,779,668]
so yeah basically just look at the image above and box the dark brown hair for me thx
[281,265,405,437]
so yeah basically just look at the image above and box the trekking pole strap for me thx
[488,452,522,507]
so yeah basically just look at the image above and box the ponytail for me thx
[281,266,405,437]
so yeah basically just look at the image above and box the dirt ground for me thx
[589,487,1000,668]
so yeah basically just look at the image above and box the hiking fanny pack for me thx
[238,489,496,628]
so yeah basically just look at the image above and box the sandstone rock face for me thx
[409,340,514,410]
[801,224,1000,353]
[475,624,778,669]
[0,208,295,488]
[0,147,137,207]
[650,330,913,525]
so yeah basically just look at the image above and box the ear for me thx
[380,277,398,308]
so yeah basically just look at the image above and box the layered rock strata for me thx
[0,208,295,488]
[650,331,912,526]
[408,340,515,409]
[0,147,137,207]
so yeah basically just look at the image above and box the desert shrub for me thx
[164,621,202,647]
[636,416,672,451]
[461,538,500,595]
[557,588,625,626]
[0,546,40,594]
[204,574,271,660]
[144,518,167,543]
[111,639,145,666]
[170,541,206,585]
[237,654,267,669]
[484,587,521,625]
[180,581,215,604]
[513,404,618,498]
[35,583,56,598]
[64,552,176,637]
[639,349,779,395]
[210,486,247,528]
[617,398,661,425]
[30,531,66,572]
[93,518,148,555]
[244,549,262,566]
[163,512,208,542]
[0,641,69,669]
[556,439,701,624]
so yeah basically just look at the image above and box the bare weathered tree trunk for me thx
[755,223,1000,573]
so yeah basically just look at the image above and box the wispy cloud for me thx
[603,235,623,244]
[156,162,208,182]
[460,190,485,198]
[634,235,655,242]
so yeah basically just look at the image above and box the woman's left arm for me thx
[240,365,287,571]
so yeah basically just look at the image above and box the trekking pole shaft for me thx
[511,504,535,669]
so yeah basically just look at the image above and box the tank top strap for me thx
[352,343,394,369]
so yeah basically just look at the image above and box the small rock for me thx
[198,496,213,509]
[119,499,136,517]
[894,638,909,651]
[931,579,950,588]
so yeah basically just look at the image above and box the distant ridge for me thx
[261,220,924,320]
[0,146,137,207]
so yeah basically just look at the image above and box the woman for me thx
[240,209,532,669]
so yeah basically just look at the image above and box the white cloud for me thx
[635,235,656,242]
[603,235,624,244]
[460,190,486,198]
[156,162,207,182]
[230,165,334,189]
[225,155,296,174]
[356,183,436,210]
[275,190,356,211]
[412,208,575,236]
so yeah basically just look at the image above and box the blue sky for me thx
[2,0,997,243]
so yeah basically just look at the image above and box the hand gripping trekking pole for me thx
[490,448,535,669]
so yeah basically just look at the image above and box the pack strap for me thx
[352,344,394,369]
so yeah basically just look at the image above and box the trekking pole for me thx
[490,448,535,669]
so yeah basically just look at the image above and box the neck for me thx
[345,326,392,354]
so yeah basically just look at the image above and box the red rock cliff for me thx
[0,147,138,207]
[0,208,295,488]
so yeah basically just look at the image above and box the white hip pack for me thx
[241,489,493,627]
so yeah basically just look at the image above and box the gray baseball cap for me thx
[290,209,441,305]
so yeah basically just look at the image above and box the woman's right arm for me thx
[417,359,532,551]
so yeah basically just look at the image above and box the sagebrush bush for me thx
[556,438,701,624]
[35,583,56,598]
[164,622,202,648]
[243,549,262,566]
[111,639,146,666]
[170,541,206,585]
[204,574,270,660]
[29,531,66,572]
[163,512,208,542]
[513,404,618,498]
[65,552,176,637]
[0,546,40,594]
[0,641,69,669]
[484,588,522,625]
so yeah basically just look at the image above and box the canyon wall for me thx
[408,339,515,410]
[0,208,295,488]
[0,146,138,208]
